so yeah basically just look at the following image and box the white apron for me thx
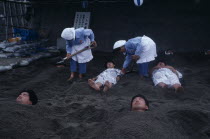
[71,38,93,63]
[137,35,157,64]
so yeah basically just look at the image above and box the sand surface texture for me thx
[0,52,210,139]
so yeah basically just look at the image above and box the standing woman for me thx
[113,35,157,78]
[61,27,97,80]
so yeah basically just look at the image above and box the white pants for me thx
[95,76,116,85]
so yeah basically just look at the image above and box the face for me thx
[132,97,148,111]
[158,62,165,67]
[120,46,126,53]
[107,62,115,68]
[16,92,32,105]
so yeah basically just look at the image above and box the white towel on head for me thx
[61,28,75,40]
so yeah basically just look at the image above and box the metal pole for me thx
[24,0,27,13]
[3,1,8,41]
[0,24,32,29]
[14,3,19,27]
[19,3,24,27]
[8,2,14,37]
[0,14,26,18]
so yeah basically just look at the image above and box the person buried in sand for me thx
[88,61,122,92]
[150,62,184,92]
[131,94,149,112]
[16,89,38,105]
[61,27,97,80]
[113,35,157,78]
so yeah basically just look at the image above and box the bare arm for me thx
[116,76,120,81]
[165,65,179,77]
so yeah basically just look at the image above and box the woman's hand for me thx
[66,53,71,59]
[131,55,140,60]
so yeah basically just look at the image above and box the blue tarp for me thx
[13,28,39,41]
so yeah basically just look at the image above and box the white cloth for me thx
[137,35,157,63]
[152,68,182,87]
[95,68,121,85]
[113,40,126,49]
[61,28,75,40]
[71,38,93,63]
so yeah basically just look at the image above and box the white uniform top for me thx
[71,38,93,63]
[137,35,157,64]
[95,68,121,85]
[123,35,157,68]
[152,68,182,87]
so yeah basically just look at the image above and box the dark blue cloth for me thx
[138,62,149,76]
[70,59,87,74]
[13,28,39,41]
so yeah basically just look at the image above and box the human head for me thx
[104,61,115,68]
[113,40,126,53]
[131,94,149,111]
[157,62,165,67]
[16,89,38,105]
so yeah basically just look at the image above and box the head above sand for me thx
[16,90,38,105]
[131,94,149,112]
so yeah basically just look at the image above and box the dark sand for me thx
[0,52,210,139]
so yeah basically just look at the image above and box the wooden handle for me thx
[69,45,96,58]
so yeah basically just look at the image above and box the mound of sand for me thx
[0,52,210,139]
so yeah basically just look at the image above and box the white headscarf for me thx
[61,27,75,40]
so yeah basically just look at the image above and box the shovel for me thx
[56,44,96,65]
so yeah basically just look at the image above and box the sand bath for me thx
[0,52,210,139]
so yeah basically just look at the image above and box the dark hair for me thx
[113,47,121,53]
[155,61,166,66]
[20,89,38,105]
[104,61,115,68]
[130,94,149,110]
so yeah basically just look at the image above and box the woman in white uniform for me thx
[113,35,157,78]
[61,27,97,80]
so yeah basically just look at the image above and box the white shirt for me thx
[97,68,121,84]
